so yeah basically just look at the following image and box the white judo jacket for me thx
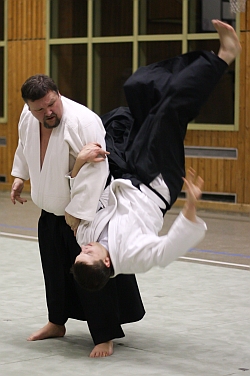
[76,179,207,276]
[11,96,108,219]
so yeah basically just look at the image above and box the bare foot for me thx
[27,321,66,341]
[89,341,113,358]
[212,19,242,65]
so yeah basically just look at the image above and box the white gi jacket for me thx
[76,179,207,276]
[11,96,108,219]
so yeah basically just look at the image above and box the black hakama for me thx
[103,51,227,211]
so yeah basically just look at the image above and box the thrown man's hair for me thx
[71,260,113,292]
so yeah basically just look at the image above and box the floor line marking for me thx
[188,248,250,259]
[179,256,249,269]
[0,232,38,240]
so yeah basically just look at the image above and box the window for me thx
[0,0,6,121]
[48,0,239,130]
[187,0,238,128]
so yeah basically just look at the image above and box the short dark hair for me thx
[21,74,59,103]
[71,260,112,292]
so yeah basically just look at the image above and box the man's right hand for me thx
[10,178,27,204]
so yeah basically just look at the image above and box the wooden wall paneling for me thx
[7,0,15,40]
[218,133,225,189]
[240,3,247,31]
[204,158,214,192]
[245,0,250,31]
[210,129,217,147]
[0,122,7,180]
[243,0,250,213]
[17,0,22,39]
[31,0,37,39]
[4,0,47,190]
[209,130,218,193]
[203,158,211,192]
[234,30,246,203]
[8,0,46,41]
[217,158,224,192]
[7,39,46,187]
[15,0,22,39]
[23,0,29,38]
[39,0,46,38]
[230,133,239,195]
[225,128,235,194]
[209,158,218,192]
[221,130,231,193]
[195,130,205,183]
[197,158,205,187]
[204,131,217,192]
[185,158,196,188]
[223,159,231,193]
[236,136,246,203]
[230,159,237,194]
[243,29,250,204]
[185,125,198,182]
[190,128,202,145]
[204,130,212,193]
[218,130,226,149]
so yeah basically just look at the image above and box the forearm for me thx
[159,212,207,267]
[71,157,86,178]
[182,202,197,223]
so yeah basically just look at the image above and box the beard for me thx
[43,114,61,129]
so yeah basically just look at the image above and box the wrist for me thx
[182,202,197,222]
[71,158,86,178]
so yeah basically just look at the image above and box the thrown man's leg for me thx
[124,20,241,207]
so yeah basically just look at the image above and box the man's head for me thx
[71,242,113,291]
[21,74,63,129]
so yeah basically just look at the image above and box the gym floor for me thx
[0,191,249,375]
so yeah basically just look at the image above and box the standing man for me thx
[10,76,145,357]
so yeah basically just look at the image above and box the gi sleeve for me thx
[65,115,109,221]
[11,105,30,181]
[115,212,207,275]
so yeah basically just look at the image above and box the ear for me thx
[103,256,111,268]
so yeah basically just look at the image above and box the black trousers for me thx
[103,51,227,210]
[38,210,145,345]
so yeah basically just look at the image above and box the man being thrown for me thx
[73,167,205,290]
[70,20,241,291]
